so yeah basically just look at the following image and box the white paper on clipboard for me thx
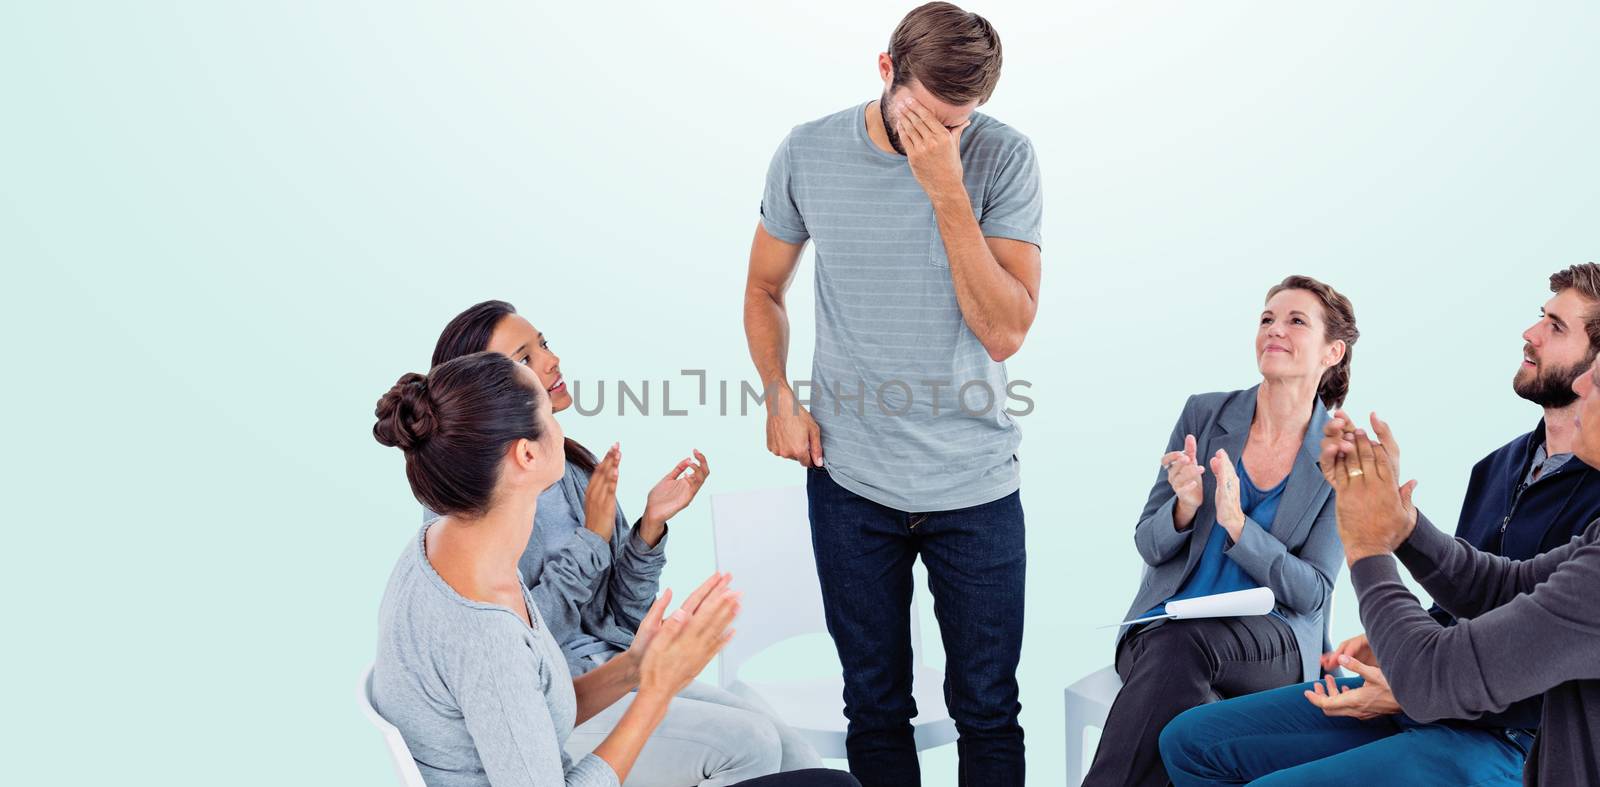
[1100,587,1276,629]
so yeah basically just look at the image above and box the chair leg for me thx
[1063,690,1084,787]
[1063,695,1104,787]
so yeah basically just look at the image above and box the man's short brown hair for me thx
[1550,262,1600,353]
[888,2,1003,105]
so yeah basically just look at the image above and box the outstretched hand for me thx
[1304,656,1402,720]
[642,450,710,535]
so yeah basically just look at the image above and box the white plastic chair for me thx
[358,664,428,787]
[1063,665,1122,786]
[710,485,958,758]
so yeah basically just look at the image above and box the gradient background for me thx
[4,1,1597,784]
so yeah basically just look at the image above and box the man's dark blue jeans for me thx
[806,467,1026,787]
[1160,676,1535,786]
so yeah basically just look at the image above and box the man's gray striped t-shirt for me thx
[760,101,1043,512]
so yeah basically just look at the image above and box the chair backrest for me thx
[710,485,927,687]
[357,664,428,787]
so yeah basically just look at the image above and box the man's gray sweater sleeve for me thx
[1396,511,1582,618]
[1352,515,1600,723]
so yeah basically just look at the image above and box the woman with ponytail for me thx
[427,301,822,783]
[369,352,855,787]
[1082,276,1359,787]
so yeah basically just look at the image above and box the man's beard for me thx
[879,92,906,155]
[1514,348,1588,408]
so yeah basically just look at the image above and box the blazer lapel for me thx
[1272,402,1333,548]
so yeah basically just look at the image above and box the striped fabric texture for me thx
[760,102,1043,511]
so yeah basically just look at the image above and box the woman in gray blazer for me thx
[1082,276,1358,787]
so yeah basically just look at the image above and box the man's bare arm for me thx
[936,211,1040,361]
[898,100,1040,361]
[743,223,823,466]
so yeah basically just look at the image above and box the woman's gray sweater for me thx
[425,462,668,677]
[521,462,667,675]
[371,524,620,787]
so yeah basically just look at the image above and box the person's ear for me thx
[878,52,893,87]
[1324,339,1347,370]
[510,437,540,474]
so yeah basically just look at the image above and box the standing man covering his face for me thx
[743,3,1042,785]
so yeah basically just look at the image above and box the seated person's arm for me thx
[571,571,726,726]
[1134,396,1202,566]
[527,540,609,659]
[607,451,709,631]
[459,634,620,787]
[476,576,739,786]
[1354,521,1600,723]
[606,514,666,633]
[571,571,672,726]
[1223,490,1342,615]
[1399,511,1581,620]
[572,647,642,726]
[530,452,630,655]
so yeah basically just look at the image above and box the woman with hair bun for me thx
[429,301,822,781]
[369,351,856,787]
[1082,275,1359,787]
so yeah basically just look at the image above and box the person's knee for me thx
[841,675,919,729]
[946,688,1021,735]
[942,655,1022,731]
[666,702,785,780]
[726,715,784,775]
[1158,703,1212,771]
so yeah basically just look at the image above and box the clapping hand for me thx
[583,444,621,542]
[1318,413,1419,565]
[1209,449,1246,541]
[637,573,741,698]
[1160,435,1206,530]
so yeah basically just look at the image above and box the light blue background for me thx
[3,1,1596,784]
